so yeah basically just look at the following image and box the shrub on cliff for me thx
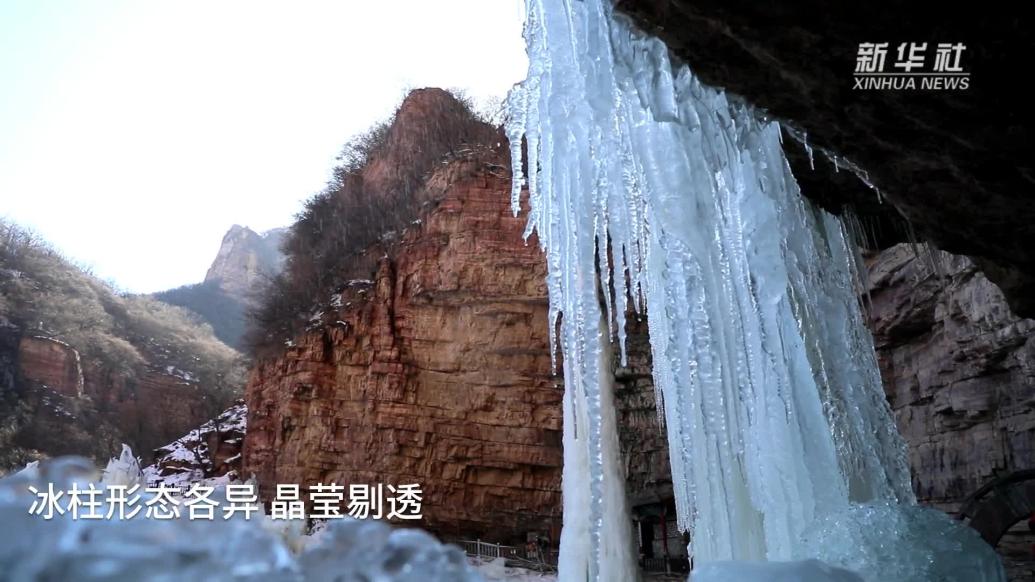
[0,220,243,398]
[246,88,504,356]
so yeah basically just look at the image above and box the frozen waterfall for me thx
[505,0,1005,580]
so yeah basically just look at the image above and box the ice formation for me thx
[694,559,864,582]
[505,0,1005,580]
[0,455,483,581]
[558,319,637,578]
[102,444,146,487]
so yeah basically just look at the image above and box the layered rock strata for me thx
[243,160,565,542]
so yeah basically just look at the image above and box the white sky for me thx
[0,0,528,293]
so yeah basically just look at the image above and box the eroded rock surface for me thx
[243,159,565,542]
[866,244,1035,510]
[17,337,83,398]
[205,225,285,303]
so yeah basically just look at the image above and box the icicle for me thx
[504,84,527,217]
[508,1,1005,580]
[804,131,816,170]
[782,124,884,203]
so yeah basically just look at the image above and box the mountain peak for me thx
[204,225,284,300]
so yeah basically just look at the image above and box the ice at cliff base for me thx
[505,0,1005,580]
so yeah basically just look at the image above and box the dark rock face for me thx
[867,244,1035,511]
[0,323,20,395]
[615,0,1034,316]
[613,314,672,506]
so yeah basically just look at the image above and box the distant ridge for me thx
[154,225,285,350]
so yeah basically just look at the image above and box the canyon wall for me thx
[243,229,1034,548]
[243,158,566,543]
[6,334,212,463]
[867,245,1035,511]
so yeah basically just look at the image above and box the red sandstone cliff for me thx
[243,157,565,542]
[7,335,217,463]
[0,223,244,468]
[17,337,84,398]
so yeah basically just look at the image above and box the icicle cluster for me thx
[506,0,1004,580]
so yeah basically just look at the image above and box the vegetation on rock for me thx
[245,88,503,356]
[0,219,245,468]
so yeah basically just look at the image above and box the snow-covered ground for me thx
[141,402,246,489]
[1,452,487,581]
[468,557,557,581]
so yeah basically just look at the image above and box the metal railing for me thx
[640,556,692,574]
[459,539,513,560]
[454,539,558,571]
[642,557,668,572]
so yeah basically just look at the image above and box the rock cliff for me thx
[154,226,284,350]
[243,157,566,542]
[204,226,285,303]
[866,244,1035,511]
[17,336,83,398]
[0,223,244,469]
[6,334,214,464]
[610,242,1035,518]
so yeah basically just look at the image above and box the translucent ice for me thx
[558,319,637,579]
[0,455,484,581]
[506,0,1005,580]
[796,503,1006,582]
[102,443,146,487]
[299,518,479,581]
[694,559,864,582]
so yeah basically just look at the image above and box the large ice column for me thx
[507,0,1004,580]
[559,318,637,580]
